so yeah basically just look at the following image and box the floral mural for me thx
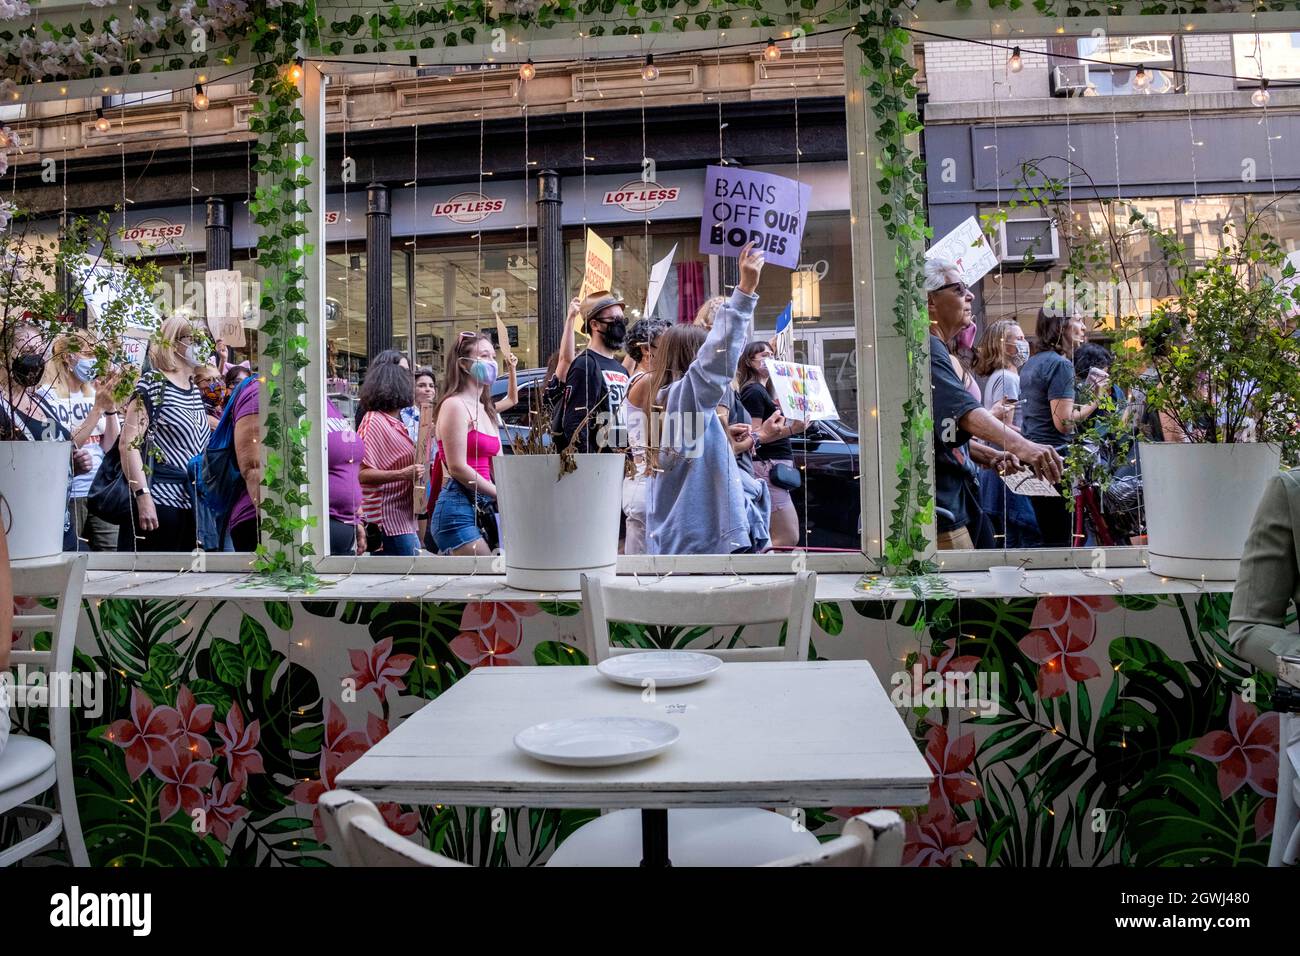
[4,588,1282,867]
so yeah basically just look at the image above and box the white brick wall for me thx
[1181,33,1233,62]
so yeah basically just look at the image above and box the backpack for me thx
[189,374,256,540]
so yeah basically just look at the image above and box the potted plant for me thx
[0,207,155,559]
[494,373,626,591]
[1110,207,1300,579]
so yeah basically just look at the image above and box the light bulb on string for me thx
[764,39,781,62]
[94,108,110,132]
[285,57,304,84]
[1252,79,1271,107]
[519,58,536,82]
[1007,46,1023,73]
[1133,65,1150,89]
[193,83,208,110]
[641,54,659,82]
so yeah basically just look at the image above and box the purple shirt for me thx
[229,393,366,531]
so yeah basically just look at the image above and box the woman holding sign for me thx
[737,340,807,550]
[645,243,771,555]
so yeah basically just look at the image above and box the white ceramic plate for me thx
[596,650,723,688]
[514,716,680,767]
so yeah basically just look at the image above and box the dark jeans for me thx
[230,519,258,552]
[1030,493,1074,549]
[330,518,358,556]
[117,499,198,552]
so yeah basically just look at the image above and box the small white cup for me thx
[988,565,1024,592]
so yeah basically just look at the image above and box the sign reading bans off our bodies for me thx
[699,165,812,270]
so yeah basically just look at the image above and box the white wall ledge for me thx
[80,567,1233,603]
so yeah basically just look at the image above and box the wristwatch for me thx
[135,487,151,498]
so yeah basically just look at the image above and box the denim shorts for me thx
[430,480,486,553]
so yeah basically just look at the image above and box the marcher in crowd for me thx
[646,243,771,555]
[227,376,263,553]
[193,364,228,431]
[326,397,367,556]
[1230,469,1300,673]
[402,366,437,443]
[355,349,409,428]
[224,364,251,390]
[41,331,121,551]
[429,332,502,556]
[737,339,808,550]
[925,257,1063,550]
[555,291,630,453]
[971,319,1041,549]
[622,317,670,554]
[117,316,212,552]
[1018,307,1105,547]
[357,358,422,556]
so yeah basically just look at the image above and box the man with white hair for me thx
[924,256,1063,549]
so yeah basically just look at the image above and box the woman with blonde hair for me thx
[428,331,502,555]
[117,315,212,552]
[38,331,121,550]
[971,318,1040,548]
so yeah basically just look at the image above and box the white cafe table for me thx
[336,659,933,866]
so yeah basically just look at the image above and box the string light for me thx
[1133,65,1150,89]
[1252,78,1271,107]
[641,53,659,82]
[193,83,209,111]
[285,57,304,84]
[519,58,536,82]
[1007,46,1023,73]
[764,38,781,62]
[94,108,110,132]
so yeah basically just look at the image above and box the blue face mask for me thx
[72,357,97,383]
[470,358,498,388]
[1013,340,1030,367]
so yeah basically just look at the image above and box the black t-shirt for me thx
[556,349,630,453]
[930,335,983,533]
[739,382,793,460]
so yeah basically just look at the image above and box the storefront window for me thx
[563,225,706,327]
[325,250,367,394]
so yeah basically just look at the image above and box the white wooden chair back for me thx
[765,810,905,867]
[318,790,467,867]
[581,571,816,663]
[7,553,89,866]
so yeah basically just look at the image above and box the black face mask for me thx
[598,318,627,350]
[11,353,45,388]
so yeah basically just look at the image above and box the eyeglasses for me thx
[933,281,971,297]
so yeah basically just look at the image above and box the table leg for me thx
[640,808,671,867]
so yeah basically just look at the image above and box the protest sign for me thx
[644,244,677,320]
[925,216,999,285]
[772,302,795,363]
[578,229,614,301]
[699,165,811,270]
[763,358,839,422]
[204,269,246,346]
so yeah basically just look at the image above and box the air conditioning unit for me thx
[1051,65,1090,96]
[996,217,1060,268]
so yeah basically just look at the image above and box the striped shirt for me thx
[358,410,417,536]
[135,375,210,510]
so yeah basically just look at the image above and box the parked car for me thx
[491,368,861,550]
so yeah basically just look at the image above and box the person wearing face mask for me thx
[356,358,424,556]
[116,316,213,552]
[971,319,1041,549]
[428,332,503,556]
[554,291,631,454]
[39,332,122,551]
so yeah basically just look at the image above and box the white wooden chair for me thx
[582,570,817,663]
[318,790,467,867]
[765,810,906,867]
[548,571,819,867]
[0,554,89,866]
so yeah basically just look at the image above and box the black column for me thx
[536,169,563,364]
[366,183,393,363]
[205,197,232,272]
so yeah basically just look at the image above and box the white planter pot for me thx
[496,453,625,591]
[0,440,72,561]
[1139,441,1281,581]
